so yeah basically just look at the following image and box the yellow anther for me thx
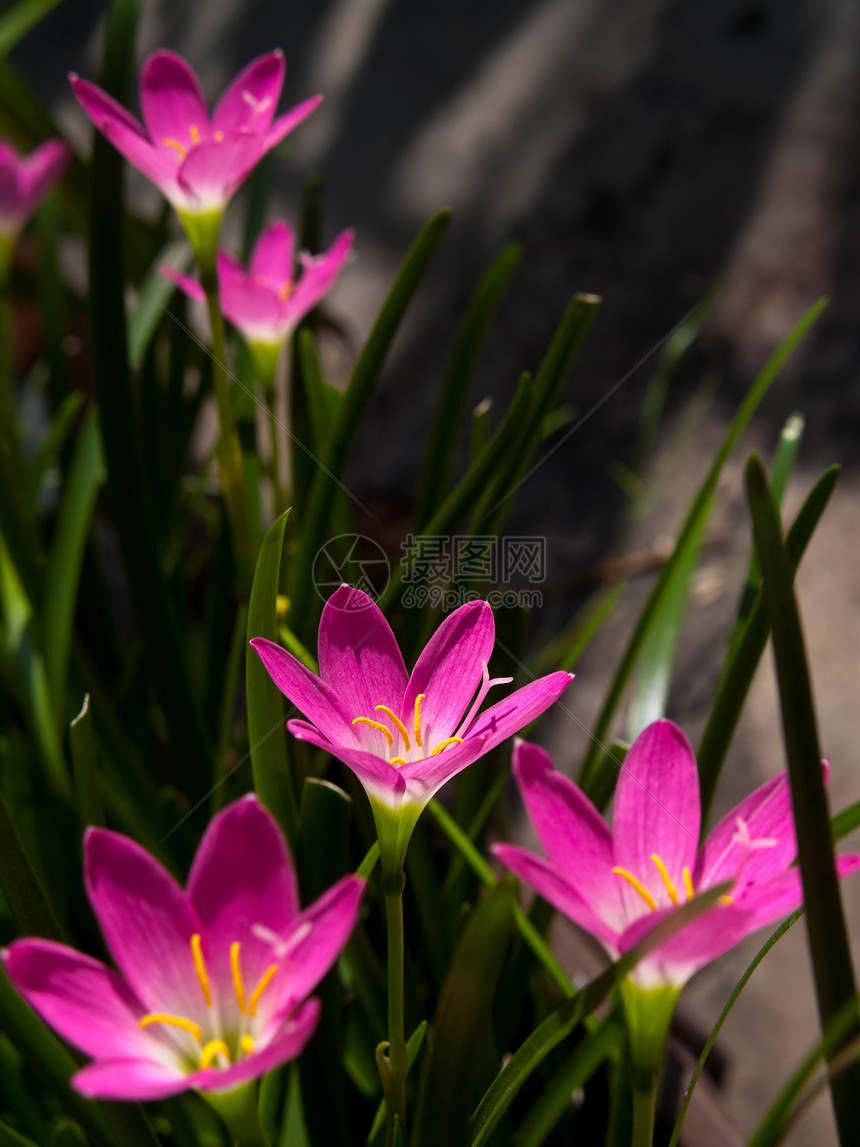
[612,867,658,911]
[190,933,212,1006]
[162,137,187,160]
[352,717,393,746]
[429,737,464,756]
[683,867,695,900]
[720,894,733,905]
[240,1034,255,1055]
[390,756,408,766]
[139,1013,202,1042]
[414,694,426,747]
[199,1040,230,1070]
[189,123,201,144]
[375,705,411,750]
[249,964,278,1017]
[214,129,224,141]
[650,854,679,905]
[230,941,246,1015]
[278,281,294,303]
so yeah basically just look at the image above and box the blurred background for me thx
[11,0,860,1141]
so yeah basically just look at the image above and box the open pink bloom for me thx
[495,721,860,988]
[70,50,320,217]
[3,795,363,1100]
[162,221,353,359]
[0,138,69,236]
[252,585,572,869]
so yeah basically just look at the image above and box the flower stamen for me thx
[414,694,425,747]
[162,137,187,160]
[391,756,408,766]
[139,1013,202,1041]
[683,866,695,900]
[352,716,393,747]
[240,1034,255,1055]
[375,705,411,750]
[278,281,294,303]
[430,737,464,756]
[650,854,679,905]
[454,661,514,739]
[199,1039,231,1069]
[230,941,246,1014]
[612,867,657,911]
[189,123,201,145]
[248,964,279,1017]
[190,933,212,1006]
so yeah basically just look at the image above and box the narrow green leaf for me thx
[747,453,860,1143]
[467,883,730,1147]
[288,209,451,630]
[368,1022,429,1145]
[26,391,82,493]
[0,1118,39,1147]
[128,237,192,369]
[0,0,62,58]
[69,693,104,831]
[246,510,298,844]
[698,464,838,822]
[579,298,826,800]
[416,242,521,527]
[413,882,516,1147]
[0,790,63,940]
[43,407,104,717]
[513,1014,623,1147]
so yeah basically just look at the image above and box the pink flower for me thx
[3,795,363,1100]
[0,139,69,237]
[494,721,860,988]
[69,50,320,219]
[251,585,572,872]
[162,221,353,367]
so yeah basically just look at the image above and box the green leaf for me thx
[413,882,516,1147]
[746,453,860,1144]
[368,1022,429,1145]
[531,580,625,677]
[0,0,62,58]
[128,237,192,370]
[0,789,63,940]
[579,298,826,801]
[43,407,104,717]
[416,242,521,527]
[467,882,730,1147]
[68,694,104,832]
[246,510,298,844]
[0,1118,39,1147]
[698,464,838,823]
[288,209,451,631]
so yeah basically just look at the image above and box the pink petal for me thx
[493,843,620,950]
[84,828,205,1020]
[397,734,490,804]
[612,721,700,913]
[263,876,364,1023]
[284,229,353,330]
[2,940,157,1062]
[213,51,285,135]
[140,50,210,149]
[264,95,323,150]
[737,854,860,924]
[160,264,206,303]
[190,998,320,1092]
[467,671,573,751]
[216,253,284,342]
[0,153,24,228]
[70,75,178,197]
[73,1057,189,1101]
[317,586,409,755]
[187,795,300,1010]
[250,219,295,283]
[250,636,358,747]
[697,773,796,891]
[177,135,265,208]
[512,741,623,927]
[402,601,495,747]
[21,140,69,211]
[287,720,407,807]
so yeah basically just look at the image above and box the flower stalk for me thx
[381,866,408,1146]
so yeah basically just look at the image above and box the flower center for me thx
[612,854,733,912]
[352,694,463,767]
[160,123,224,162]
[137,933,278,1071]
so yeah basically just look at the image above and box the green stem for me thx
[631,1079,658,1147]
[0,238,16,462]
[383,870,408,1145]
[620,979,679,1147]
[202,281,253,588]
[205,1083,270,1147]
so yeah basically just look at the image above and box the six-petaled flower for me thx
[0,138,69,239]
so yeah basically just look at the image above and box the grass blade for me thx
[127,237,192,370]
[0,791,63,941]
[0,0,61,57]
[68,693,104,832]
[746,453,860,1143]
[579,298,826,800]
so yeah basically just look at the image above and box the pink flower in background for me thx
[494,722,859,988]
[252,585,572,871]
[3,795,363,1100]
[70,50,320,218]
[0,139,69,236]
[162,221,353,359]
